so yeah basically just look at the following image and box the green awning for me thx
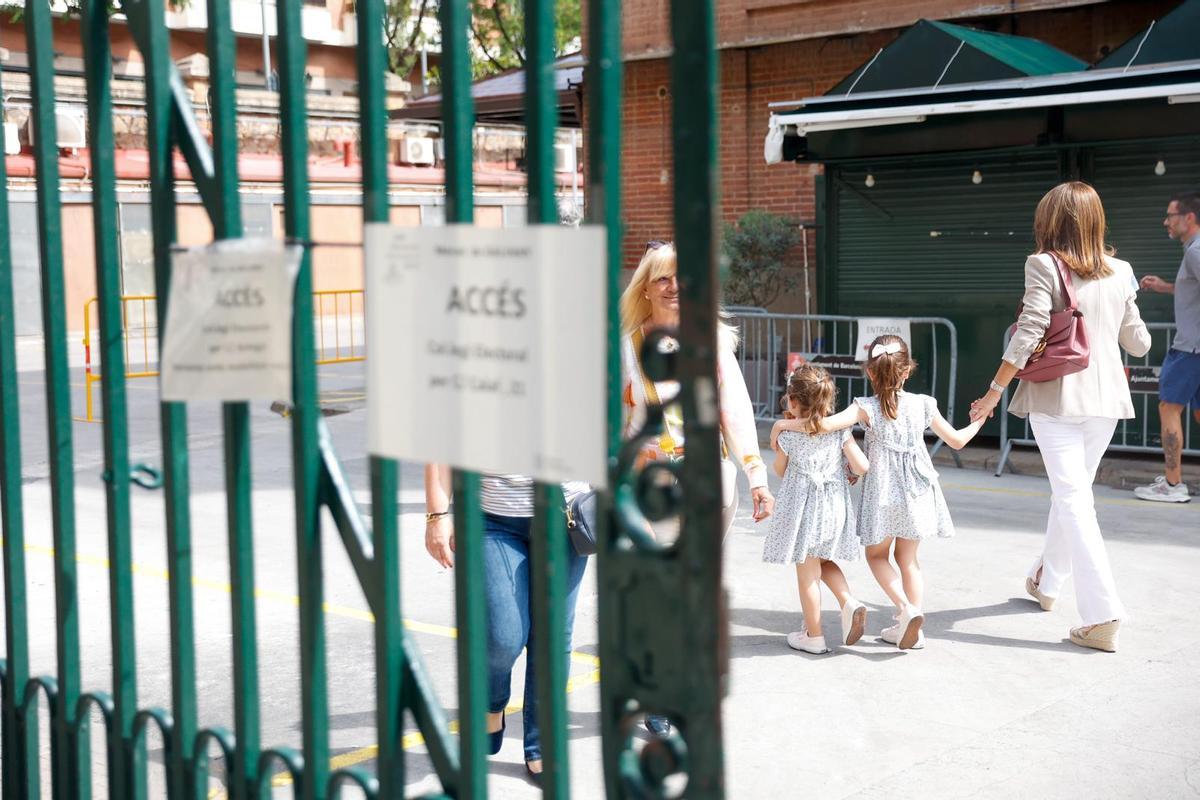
[827,19,1087,96]
[1094,0,1199,70]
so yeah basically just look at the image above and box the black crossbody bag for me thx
[564,491,598,556]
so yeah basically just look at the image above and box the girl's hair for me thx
[619,240,739,349]
[864,334,916,421]
[1033,181,1114,280]
[781,365,837,434]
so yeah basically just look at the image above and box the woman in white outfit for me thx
[970,181,1151,653]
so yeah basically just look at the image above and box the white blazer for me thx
[1004,252,1152,419]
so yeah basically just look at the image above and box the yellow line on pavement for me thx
[8,537,604,796]
[4,540,601,668]
[262,668,603,789]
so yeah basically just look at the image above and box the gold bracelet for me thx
[425,510,451,522]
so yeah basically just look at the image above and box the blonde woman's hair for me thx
[1034,181,1114,280]
[781,365,837,434]
[864,334,915,421]
[619,241,739,349]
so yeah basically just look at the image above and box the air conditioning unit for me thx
[4,123,20,156]
[22,107,88,150]
[554,142,577,173]
[433,138,445,162]
[400,137,436,166]
[56,108,87,149]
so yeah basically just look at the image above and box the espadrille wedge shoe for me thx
[1025,576,1055,611]
[1069,620,1119,653]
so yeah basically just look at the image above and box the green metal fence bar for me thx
[583,0,626,793]
[133,0,195,794]
[525,0,573,796]
[274,1,329,798]
[0,53,32,800]
[25,0,85,795]
[209,2,259,799]
[352,1,405,798]
[588,0,633,796]
[669,0,725,795]
[81,1,143,797]
[439,2,490,797]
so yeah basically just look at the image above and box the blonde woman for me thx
[620,240,774,535]
[620,240,773,737]
[970,182,1151,653]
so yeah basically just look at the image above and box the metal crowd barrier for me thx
[313,289,366,365]
[727,311,960,462]
[995,322,1199,475]
[80,289,366,421]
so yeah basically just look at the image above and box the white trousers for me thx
[1028,414,1125,626]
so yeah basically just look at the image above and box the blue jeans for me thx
[483,513,588,762]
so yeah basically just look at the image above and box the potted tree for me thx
[721,210,800,418]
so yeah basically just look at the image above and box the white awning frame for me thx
[771,81,1200,137]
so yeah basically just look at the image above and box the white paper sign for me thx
[365,224,607,487]
[160,237,301,402]
[855,317,912,361]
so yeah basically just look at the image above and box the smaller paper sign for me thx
[856,317,912,362]
[160,238,301,402]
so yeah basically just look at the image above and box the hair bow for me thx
[871,342,903,358]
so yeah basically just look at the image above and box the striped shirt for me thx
[480,474,591,518]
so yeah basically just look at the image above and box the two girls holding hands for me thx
[765,336,985,652]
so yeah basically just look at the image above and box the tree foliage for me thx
[375,0,582,84]
[721,210,802,308]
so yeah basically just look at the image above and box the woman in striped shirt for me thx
[424,467,589,784]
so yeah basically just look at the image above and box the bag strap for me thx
[630,327,663,407]
[1047,252,1080,311]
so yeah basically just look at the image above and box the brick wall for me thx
[619,0,1123,58]
[610,0,1174,310]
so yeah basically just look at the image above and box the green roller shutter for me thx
[1089,141,1200,328]
[827,153,1061,431]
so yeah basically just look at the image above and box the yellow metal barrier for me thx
[79,289,366,422]
[313,289,366,366]
[81,295,158,423]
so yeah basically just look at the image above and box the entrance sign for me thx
[365,224,607,487]
[160,238,301,402]
[856,317,912,361]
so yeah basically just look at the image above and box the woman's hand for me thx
[751,487,774,522]
[969,390,1001,422]
[425,516,455,568]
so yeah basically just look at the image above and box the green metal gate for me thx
[0,0,729,797]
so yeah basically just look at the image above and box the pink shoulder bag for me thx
[1013,254,1090,382]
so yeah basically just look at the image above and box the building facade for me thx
[1,1,548,335]
[611,0,1177,312]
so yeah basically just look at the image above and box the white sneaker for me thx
[840,598,867,646]
[880,623,925,650]
[1134,476,1191,503]
[894,605,925,650]
[786,629,830,654]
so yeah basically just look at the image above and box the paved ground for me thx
[4,343,1199,798]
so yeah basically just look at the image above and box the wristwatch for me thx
[989,380,1005,394]
[425,510,451,522]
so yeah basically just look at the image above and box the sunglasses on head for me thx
[645,239,672,252]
